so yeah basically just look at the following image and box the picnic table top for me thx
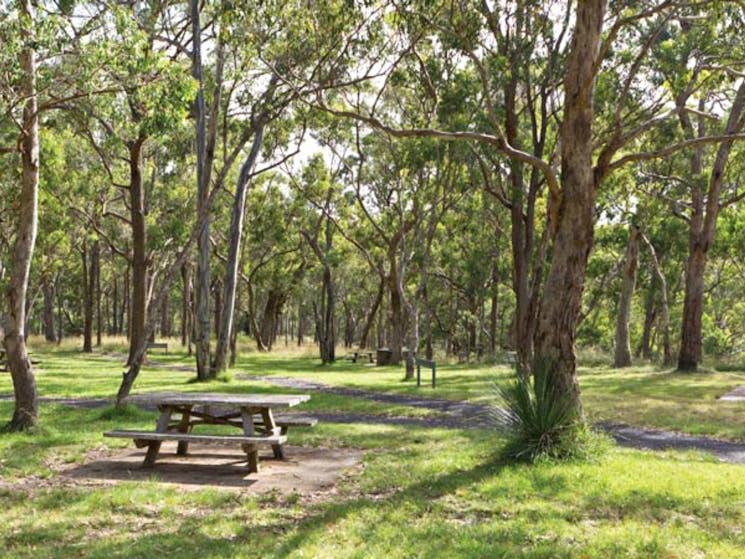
[123,392,310,409]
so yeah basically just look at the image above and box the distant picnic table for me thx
[146,341,168,354]
[0,349,41,371]
[345,350,374,364]
[105,392,313,473]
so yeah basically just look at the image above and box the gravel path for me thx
[246,374,494,427]
[598,422,745,463]
[720,385,745,402]
[246,374,745,464]
[3,388,743,463]
[6,352,744,464]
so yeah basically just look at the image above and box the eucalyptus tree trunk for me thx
[296,301,304,346]
[414,207,439,368]
[229,324,238,366]
[507,147,534,370]
[160,293,171,337]
[82,239,101,351]
[43,278,56,342]
[404,301,417,380]
[257,289,286,351]
[343,302,355,348]
[302,218,336,364]
[489,255,499,357]
[5,0,40,430]
[123,266,130,336]
[388,265,405,364]
[532,0,606,418]
[213,278,222,342]
[482,2,548,373]
[126,136,148,366]
[638,287,656,359]
[641,233,671,365]
[82,241,93,353]
[677,80,745,371]
[181,263,191,347]
[192,0,211,380]
[358,270,385,350]
[56,275,64,343]
[446,286,455,357]
[95,241,102,346]
[116,169,220,404]
[321,222,336,363]
[678,248,706,370]
[213,125,264,374]
[613,225,639,368]
[318,264,336,363]
[423,284,434,360]
[377,293,386,348]
[112,276,119,334]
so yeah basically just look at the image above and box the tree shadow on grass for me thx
[9,460,536,559]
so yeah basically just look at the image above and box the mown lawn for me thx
[225,344,745,441]
[0,338,744,558]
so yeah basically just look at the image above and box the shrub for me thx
[491,362,609,462]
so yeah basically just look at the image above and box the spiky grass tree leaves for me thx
[492,360,606,463]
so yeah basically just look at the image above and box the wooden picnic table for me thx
[105,392,311,473]
[345,350,374,364]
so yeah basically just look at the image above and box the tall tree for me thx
[297,158,339,364]
[646,9,745,370]
[191,0,212,380]
[306,0,745,420]
[2,0,40,429]
[613,224,640,367]
[676,81,745,370]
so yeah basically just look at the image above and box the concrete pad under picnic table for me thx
[61,444,363,494]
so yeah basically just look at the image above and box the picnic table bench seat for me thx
[146,342,168,354]
[184,411,317,435]
[104,429,286,472]
[274,415,318,434]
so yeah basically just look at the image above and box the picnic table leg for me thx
[176,405,193,456]
[242,443,259,472]
[241,408,260,473]
[259,407,284,460]
[141,406,173,467]
[143,441,162,467]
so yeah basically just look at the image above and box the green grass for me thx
[581,366,745,439]
[1,338,744,557]
[227,344,745,441]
